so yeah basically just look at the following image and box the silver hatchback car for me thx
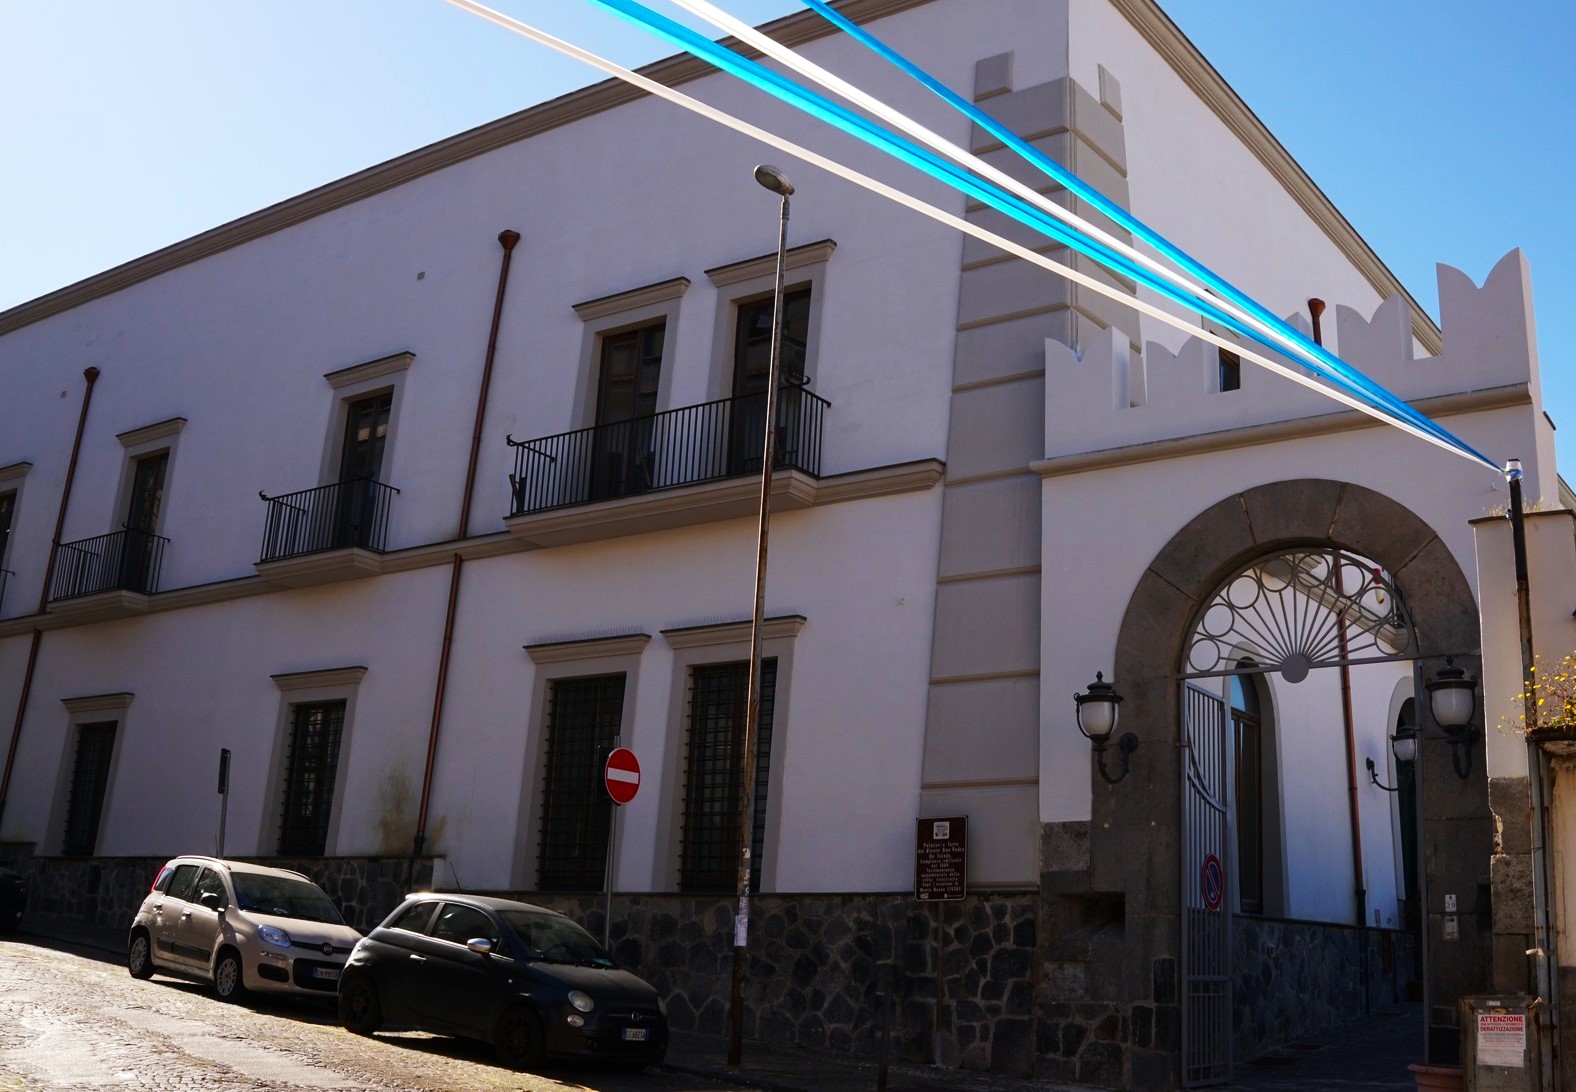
[127,856,361,1001]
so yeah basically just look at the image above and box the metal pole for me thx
[604,737,620,951]
[727,172,791,1070]
[1507,459,1557,1091]
[1411,661,1433,1064]
[217,748,231,858]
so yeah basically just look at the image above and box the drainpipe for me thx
[1507,461,1557,1092]
[1310,298,1371,996]
[412,230,520,861]
[0,366,100,827]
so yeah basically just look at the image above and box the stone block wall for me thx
[518,891,1040,1075]
[1233,917,1415,1061]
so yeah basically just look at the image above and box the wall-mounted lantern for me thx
[1075,672,1137,784]
[1366,722,1417,792]
[1426,657,1480,779]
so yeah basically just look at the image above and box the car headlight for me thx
[567,989,595,1013]
[257,925,292,948]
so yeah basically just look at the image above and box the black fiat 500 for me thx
[338,893,667,1071]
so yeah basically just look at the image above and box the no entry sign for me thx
[604,747,641,805]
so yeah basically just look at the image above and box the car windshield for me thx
[232,873,345,924]
[499,910,614,967]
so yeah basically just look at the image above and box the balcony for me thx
[256,478,399,587]
[49,528,168,614]
[509,385,828,517]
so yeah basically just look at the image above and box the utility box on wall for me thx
[1459,996,1542,1091]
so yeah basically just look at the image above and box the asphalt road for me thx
[0,936,749,1092]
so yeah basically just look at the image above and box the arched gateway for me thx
[1102,479,1490,1087]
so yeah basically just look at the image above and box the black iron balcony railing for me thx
[50,528,168,601]
[259,477,399,563]
[508,386,829,517]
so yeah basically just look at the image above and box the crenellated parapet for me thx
[1044,249,1540,459]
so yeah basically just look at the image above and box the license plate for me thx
[312,967,340,981]
[621,1028,648,1042]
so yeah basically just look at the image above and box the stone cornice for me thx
[524,633,653,664]
[0,462,32,485]
[1031,384,1527,479]
[324,351,415,389]
[271,666,368,691]
[704,239,839,287]
[661,614,807,649]
[116,417,187,448]
[1106,0,1442,355]
[572,277,690,322]
[0,0,928,337]
[61,691,134,714]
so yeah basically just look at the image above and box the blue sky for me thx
[3,1,1571,472]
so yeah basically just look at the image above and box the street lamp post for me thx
[727,163,793,1069]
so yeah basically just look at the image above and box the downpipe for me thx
[0,366,100,827]
[411,230,520,862]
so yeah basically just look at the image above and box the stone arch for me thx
[1089,478,1490,1080]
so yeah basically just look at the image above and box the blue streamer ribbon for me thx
[799,0,1493,467]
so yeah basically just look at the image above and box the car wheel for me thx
[493,1006,546,1071]
[127,930,155,980]
[338,972,383,1035]
[212,948,248,1003]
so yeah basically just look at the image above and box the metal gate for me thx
[1181,682,1231,1087]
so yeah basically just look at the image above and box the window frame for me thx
[570,277,690,432]
[261,667,366,858]
[318,353,413,489]
[655,615,803,893]
[704,239,835,404]
[49,691,133,858]
[113,418,186,538]
[519,634,650,890]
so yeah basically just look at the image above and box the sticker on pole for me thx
[604,747,641,805]
[1201,854,1224,911]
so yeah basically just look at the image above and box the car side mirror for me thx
[466,937,493,956]
[199,891,224,912]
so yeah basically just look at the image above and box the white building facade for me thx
[0,1,1563,1086]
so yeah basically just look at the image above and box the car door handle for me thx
[180,911,192,919]
[408,954,426,962]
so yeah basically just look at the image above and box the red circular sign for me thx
[1201,854,1224,911]
[604,747,641,805]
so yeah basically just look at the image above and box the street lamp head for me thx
[1505,458,1523,483]
[1074,672,1123,745]
[1426,657,1477,734]
[753,164,795,197]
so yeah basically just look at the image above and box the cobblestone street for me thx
[0,938,747,1092]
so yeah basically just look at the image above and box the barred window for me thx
[537,674,626,891]
[680,659,775,893]
[62,721,116,857]
[278,701,345,856]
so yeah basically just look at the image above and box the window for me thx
[591,324,665,500]
[679,659,776,893]
[267,666,364,857]
[429,903,499,947]
[193,867,227,907]
[705,238,834,403]
[521,634,648,890]
[537,674,626,891]
[339,393,392,483]
[388,902,437,934]
[732,289,812,395]
[278,701,345,856]
[1218,348,1241,392]
[62,721,117,857]
[165,863,200,902]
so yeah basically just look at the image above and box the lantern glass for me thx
[1077,697,1116,744]
[1430,685,1474,729]
[1391,731,1417,765]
